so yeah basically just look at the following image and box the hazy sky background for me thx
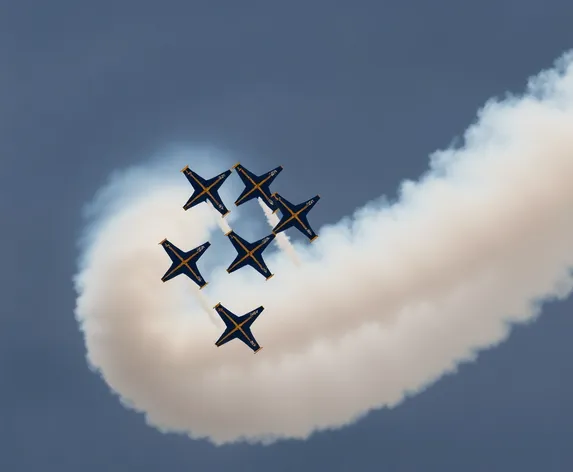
[1,1,572,470]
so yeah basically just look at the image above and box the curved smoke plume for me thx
[74,51,573,445]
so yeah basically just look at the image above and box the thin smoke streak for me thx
[257,197,301,267]
[193,284,221,328]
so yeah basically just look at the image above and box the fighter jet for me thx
[181,165,232,217]
[213,303,264,353]
[271,192,320,242]
[159,239,210,289]
[232,163,283,211]
[225,230,275,280]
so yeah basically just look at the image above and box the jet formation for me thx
[159,162,320,353]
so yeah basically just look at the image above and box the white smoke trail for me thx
[192,285,221,328]
[74,51,573,445]
[212,205,233,236]
[257,197,301,266]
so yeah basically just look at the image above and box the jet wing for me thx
[233,329,262,352]
[227,253,273,279]
[161,262,207,287]
[160,239,187,264]
[233,163,258,186]
[213,303,237,329]
[239,306,264,323]
[181,166,207,190]
[287,214,318,241]
[227,231,250,254]
[271,192,295,215]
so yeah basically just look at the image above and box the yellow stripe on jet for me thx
[161,241,204,284]
[226,234,270,274]
[214,306,260,347]
[181,167,227,213]
[234,165,276,207]
[272,194,317,236]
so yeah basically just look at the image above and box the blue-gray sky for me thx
[1,1,572,470]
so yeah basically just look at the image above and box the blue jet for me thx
[159,238,210,289]
[225,230,275,280]
[271,192,320,242]
[232,162,283,211]
[181,165,232,217]
[213,303,264,353]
